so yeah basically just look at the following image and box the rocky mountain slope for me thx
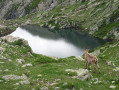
[1,0,119,40]
[0,0,119,90]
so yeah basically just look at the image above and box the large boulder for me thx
[2,74,27,80]
[113,67,119,72]
[0,47,5,53]
[1,35,29,46]
[65,68,92,80]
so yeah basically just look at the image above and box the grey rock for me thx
[0,47,5,54]
[22,63,33,67]
[109,85,116,89]
[90,50,100,56]
[55,87,60,90]
[16,59,25,64]
[79,5,87,9]
[2,74,27,80]
[19,80,30,85]
[0,80,3,82]
[63,82,68,86]
[41,86,48,90]
[113,67,119,72]
[112,81,115,83]
[25,19,31,25]
[65,69,92,80]
[4,69,9,71]
[0,25,6,28]
[106,61,115,66]
[37,74,42,77]
[76,56,85,61]
[1,35,20,43]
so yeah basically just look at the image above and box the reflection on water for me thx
[11,25,105,58]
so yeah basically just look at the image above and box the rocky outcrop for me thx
[0,0,59,19]
[65,68,92,80]
[1,35,29,46]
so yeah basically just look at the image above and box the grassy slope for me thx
[0,0,119,89]
[0,37,119,90]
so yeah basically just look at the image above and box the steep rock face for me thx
[0,0,59,19]
[0,0,119,40]
[0,0,92,19]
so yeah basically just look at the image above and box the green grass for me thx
[94,21,119,39]
[0,37,119,90]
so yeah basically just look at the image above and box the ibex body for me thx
[85,49,101,73]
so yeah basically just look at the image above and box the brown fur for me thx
[85,49,101,73]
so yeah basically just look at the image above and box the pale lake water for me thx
[11,25,105,58]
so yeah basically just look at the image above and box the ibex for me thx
[85,49,101,73]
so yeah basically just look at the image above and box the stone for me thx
[41,86,48,90]
[50,26,55,29]
[25,20,31,25]
[76,56,85,61]
[90,50,100,56]
[112,81,115,83]
[0,80,3,82]
[0,62,5,64]
[55,87,60,90]
[22,63,33,67]
[16,59,25,64]
[79,5,87,9]
[14,83,19,85]
[1,35,29,46]
[0,25,6,28]
[50,82,57,86]
[65,69,92,80]
[19,80,30,85]
[37,74,42,77]
[106,61,115,66]
[63,82,68,86]
[4,69,9,71]
[113,67,119,72]
[1,35,20,43]
[2,74,27,80]
[0,47,5,53]
[109,85,116,89]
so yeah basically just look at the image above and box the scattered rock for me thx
[37,74,42,77]
[2,74,27,80]
[94,80,101,84]
[4,69,9,71]
[76,56,85,61]
[109,85,116,89]
[0,25,6,28]
[16,59,25,64]
[41,86,48,90]
[63,82,68,86]
[0,80,3,82]
[65,69,92,80]
[55,87,60,90]
[0,47,5,53]
[90,50,100,56]
[112,81,115,83]
[0,62,5,64]
[25,20,31,25]
[113,67,119,72]
[1,35,29,46]
[50,82,57,86]
[14,83,19,85]
[19,80,30,85]
[106,61,115,66]
[1,35,20,43]
[22,63,33,67]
